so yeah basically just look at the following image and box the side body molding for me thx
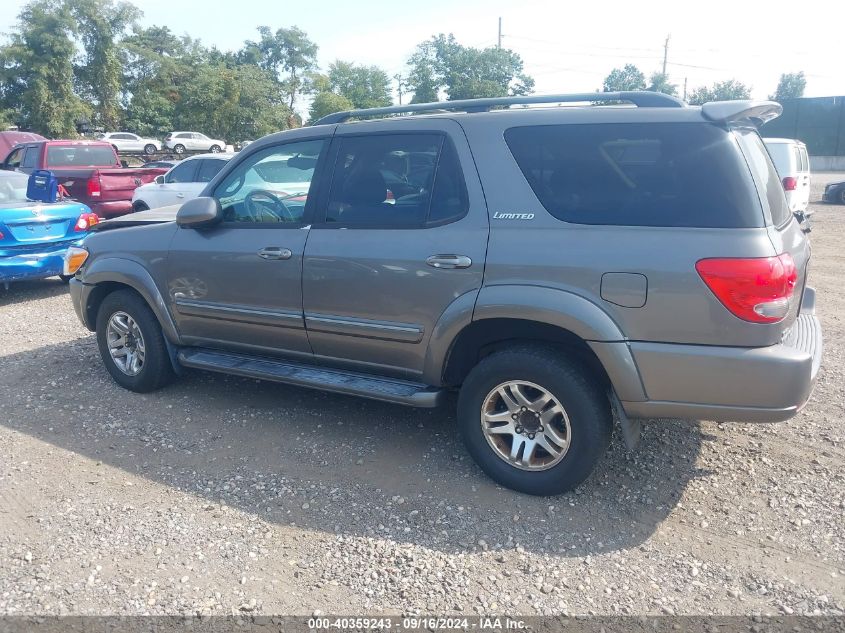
[82,257,181,344]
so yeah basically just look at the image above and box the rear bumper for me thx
[622,288,823,423]
[89,200,133,219]
[0,241,81,283]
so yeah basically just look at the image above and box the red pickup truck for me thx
[0,140,168,218]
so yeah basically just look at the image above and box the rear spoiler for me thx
[701,100,782,127]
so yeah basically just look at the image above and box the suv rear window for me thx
[504,122,764,228]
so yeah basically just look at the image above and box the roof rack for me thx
[314,91,686,125]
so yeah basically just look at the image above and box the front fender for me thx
[82,256,181,344]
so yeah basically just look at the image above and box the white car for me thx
[763,138,811,217]
[98,132,162,155]
[132,153,235,211]
[164,132,226,155]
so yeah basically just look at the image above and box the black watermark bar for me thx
[0,616,843,633]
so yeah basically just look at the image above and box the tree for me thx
[327,61,391,109]
[70,0,140,130]
[406,34,534,102]
[240,26,319,110]
[0,0,89,136]
[687,79,751,105]
[646,72,677,97]
[308,91,353,123]
[771,72,806,101]
[602,64,646,92]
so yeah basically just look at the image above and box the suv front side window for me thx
[213,139,326,224]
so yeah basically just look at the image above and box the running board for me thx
[177,348,445,408]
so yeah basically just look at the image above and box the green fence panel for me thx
[761,96,845,156]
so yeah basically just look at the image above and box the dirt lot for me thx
[1,175,843,618]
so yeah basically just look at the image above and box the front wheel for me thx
[96,290,175,393]
[457,346,612,495]
[143,144,157,155]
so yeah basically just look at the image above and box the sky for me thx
[2,0,844,110]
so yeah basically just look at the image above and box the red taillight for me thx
[74,212,100,232]
[696,254,798,324]
[782,176,797,191]
[87,175,101,198]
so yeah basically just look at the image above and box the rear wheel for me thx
[143,144,157,155]
[209,144,222,153]
[173,144,186,154]
[457,346,612,495]
[132,201,149,213]
[96,290,175,393]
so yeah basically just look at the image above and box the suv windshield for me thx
[505,122,764,228]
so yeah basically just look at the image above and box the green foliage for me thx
[308,91,354,124]
[406,34,534,102]
[646,72,677,97]
[687,80,751,105]
[69,0,140,131]
[326,61,391,109]
[0,0,89,136]
[240,26,319,109]
[602,64,646,92]
[771,72,806,101]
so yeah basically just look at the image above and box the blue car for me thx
[0,171,99,287]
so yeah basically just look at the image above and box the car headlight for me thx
[63,246,89,276]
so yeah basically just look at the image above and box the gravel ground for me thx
[0,175,843,617]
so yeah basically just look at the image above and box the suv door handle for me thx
[426,254,472,269]
[258,247,293,260]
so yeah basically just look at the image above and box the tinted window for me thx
[735,130,791,227]
[326,134,445,226]
[166,160,198,183]
[429,139,469,225]
[214,139,326,224]
[5,147,23,168]
[46,145,117,167]
[21,147,37,169]
[505,123,763,228]
[197,159,227,183]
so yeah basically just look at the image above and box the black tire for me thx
[143,144,157,155]
[457,346,612,496]
[59,274,74,284]
[209,144,221,153]
[133,201,149,213]
[96,289,175,393]
[173,144,185,154]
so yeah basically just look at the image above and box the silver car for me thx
[66,92,822,496]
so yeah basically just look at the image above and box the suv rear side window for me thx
[504,122,763,228]
[325,134,467,227]
[735,129,792,227]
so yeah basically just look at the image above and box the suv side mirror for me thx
[154,175,164,185]
[176,197,222,228]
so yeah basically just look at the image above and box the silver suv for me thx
[66,92,822,496]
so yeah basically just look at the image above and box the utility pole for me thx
[498,17,502,49]
[394,74,405,105]
[662,33,671,75]
[683,77,688,101]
